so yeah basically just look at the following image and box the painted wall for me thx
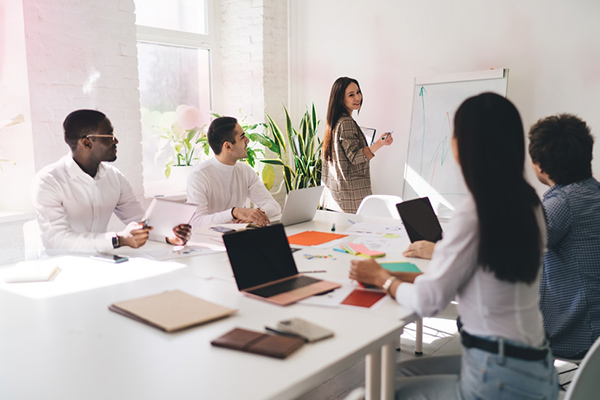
[289,0,600,197]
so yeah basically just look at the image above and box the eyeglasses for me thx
[84,134,117,142]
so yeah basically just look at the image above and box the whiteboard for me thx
[402,68,509,218]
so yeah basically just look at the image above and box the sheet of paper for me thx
[343,221,405,237]
[381,262,422,273]
[144,246,220,261]
[287,231,348,246]
[0,256,186,299]
[341,289,387,308]
[350,236,404,253]
[297,282,353,308]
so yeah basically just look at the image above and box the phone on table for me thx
[209,226,236,234]
[91,253,129,263]
[266,317,334,343]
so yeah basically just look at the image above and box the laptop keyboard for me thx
[248,275,320,298]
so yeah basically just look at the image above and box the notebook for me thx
[276,186,325,226]
[223,224,341,306]
[109,290,236,332]
[396,197,443,243]
[143,198,198,237]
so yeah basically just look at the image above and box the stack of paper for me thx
[2,263,61,283]
[335,243,386,258]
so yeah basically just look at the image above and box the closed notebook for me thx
[211,327,304,359]
[109,290,237,332]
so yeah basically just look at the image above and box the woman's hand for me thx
[403,240,435,259]
[349,259,391,288]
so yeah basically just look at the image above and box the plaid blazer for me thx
[322,115,373,213]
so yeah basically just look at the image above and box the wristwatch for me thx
[112,235,120,249]
[382,276,397,296]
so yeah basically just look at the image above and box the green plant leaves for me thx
[261,103,322,193]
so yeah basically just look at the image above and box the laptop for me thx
[277,186,325,226]
[396,197,443,243]
[223,224,341,306]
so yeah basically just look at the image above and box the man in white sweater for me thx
[187,116,281,228]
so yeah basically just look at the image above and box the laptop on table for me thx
[223,224,340,306]
[275,185,324,226]
[396,197,443,243]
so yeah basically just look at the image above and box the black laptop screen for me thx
[223,224,299,291]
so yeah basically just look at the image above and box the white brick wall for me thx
[220,0,289,204]
[22,0,144,199]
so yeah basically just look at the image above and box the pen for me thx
[381,131,393,140]
[347,219,356,225]
[299,270,327,273]
[331,223,336,232]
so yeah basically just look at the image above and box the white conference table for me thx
[0,210,427,400]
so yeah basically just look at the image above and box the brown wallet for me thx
[211,327,305,359]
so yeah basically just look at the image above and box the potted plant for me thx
[157,105,210,179]
[259,104,322,193]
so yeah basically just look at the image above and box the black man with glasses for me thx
[32,109,190,254]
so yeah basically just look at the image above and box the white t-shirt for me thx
[32,155,145,252]
[394,195,547,346]
[186,157,281,228]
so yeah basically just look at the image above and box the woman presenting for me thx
[350,93,557,399]
[321,77,393,213]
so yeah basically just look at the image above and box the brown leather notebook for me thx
[211,328,304,359]
[109,290,237,332]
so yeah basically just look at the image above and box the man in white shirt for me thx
[32,109,190,253]
[187,116,281,228]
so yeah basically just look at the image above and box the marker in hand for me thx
[381,131,393,140]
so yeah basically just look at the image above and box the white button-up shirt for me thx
[32,155,145,253]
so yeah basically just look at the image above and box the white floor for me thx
[296,313,578,399]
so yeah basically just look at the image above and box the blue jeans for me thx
[395,339,558,400]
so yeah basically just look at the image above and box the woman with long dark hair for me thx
[350,93,557,399]
[321,77,393,213]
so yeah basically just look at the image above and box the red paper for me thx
[341,289,386,308]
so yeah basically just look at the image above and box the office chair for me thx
[559,336,600,399]
[356,195,402,220]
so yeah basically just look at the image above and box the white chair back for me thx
[563,336,600,399]
[23,219,43,260]
[356,195,402,219]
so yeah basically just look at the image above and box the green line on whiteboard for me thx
[419,86,427,175]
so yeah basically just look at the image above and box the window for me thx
[135,0,215,196]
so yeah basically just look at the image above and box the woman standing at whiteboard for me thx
[350,93,558,399]
[321,77,393,213]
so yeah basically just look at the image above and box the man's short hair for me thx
[529,113,593,185]
[63,109,107,151]
[207,116,238,155]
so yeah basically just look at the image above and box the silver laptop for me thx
[223,224,340,306]
[277,186,324,226]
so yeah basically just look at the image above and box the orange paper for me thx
[287,231,347,246]
[341,289,386,308]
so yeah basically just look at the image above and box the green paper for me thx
[382,234,399,238]
[381,262,421,273]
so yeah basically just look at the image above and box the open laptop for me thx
[276,185,324,226]
[223,224,340,306]
[396,197,443,243]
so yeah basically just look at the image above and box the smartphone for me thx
[270,317,334,342]
[91,253,129,263]
[209,226,236,234]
